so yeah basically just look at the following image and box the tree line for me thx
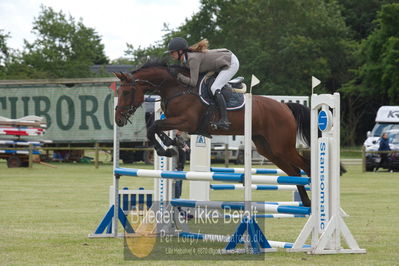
[1,1,399,145]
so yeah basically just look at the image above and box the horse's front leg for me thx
[147,120,177,157]
[157,131,175,146]
[157,131,188,151]
[148,117,193,157]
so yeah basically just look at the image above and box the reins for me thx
[115,78,165,124]
[116,64,200,123]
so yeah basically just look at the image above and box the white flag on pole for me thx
[312,76,321,89]
[250,75,260,88]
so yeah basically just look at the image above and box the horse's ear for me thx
[113,72,127,81]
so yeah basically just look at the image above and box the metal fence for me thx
[0,145,152,168]
[5,145,396,172]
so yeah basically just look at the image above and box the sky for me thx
[0,0,201,60]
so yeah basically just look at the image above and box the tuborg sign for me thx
[0,84,146,143]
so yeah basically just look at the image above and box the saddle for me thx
[192,73,246,137]
[198,73,246,110]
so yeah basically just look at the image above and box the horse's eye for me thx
[123,90,130,96]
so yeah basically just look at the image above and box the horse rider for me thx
[166,37,240,130]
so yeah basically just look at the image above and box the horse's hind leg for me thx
[252,135,311,207]
[252,136,303,175]
[281,150,311,207]
[282,148,311,177]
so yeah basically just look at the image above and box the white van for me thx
[364,106,399,148]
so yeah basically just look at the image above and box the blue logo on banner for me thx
[318,110,328,131]
[196,135,206,144]
[160,113,166,120]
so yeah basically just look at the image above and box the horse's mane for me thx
[130,57,189,77]
[130,58,168,74]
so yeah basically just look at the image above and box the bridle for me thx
[115,78,164,124]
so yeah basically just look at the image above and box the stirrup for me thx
[213,120,231,130]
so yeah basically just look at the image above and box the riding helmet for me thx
[167,37,188,52]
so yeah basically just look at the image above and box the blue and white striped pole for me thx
[170,199,311,215]
[0,149,41,155]
[224,213,307,219]
[211,167,306,176]
[210,184,310,191]
[114,168,311,186]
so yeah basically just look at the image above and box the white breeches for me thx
[210,53,240,95]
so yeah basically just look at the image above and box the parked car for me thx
[364,129,399,171]
[364,106,399,149]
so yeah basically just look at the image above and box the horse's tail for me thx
[285,102,347,175]
[285,102,311,147]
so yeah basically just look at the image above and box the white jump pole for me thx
[189,135,210,200]
[153,102,173,203]
[290,79,365,254]
[112,96,120,237]
[245,75,259,208]
[244,90,252,211]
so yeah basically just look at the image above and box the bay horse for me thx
[114,59,312,206]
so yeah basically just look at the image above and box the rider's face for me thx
[170,50,179,60]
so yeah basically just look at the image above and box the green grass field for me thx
[1,161,398,265]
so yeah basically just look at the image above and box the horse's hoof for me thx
[156,150,166,157]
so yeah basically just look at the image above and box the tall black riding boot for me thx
[214,90,231,130]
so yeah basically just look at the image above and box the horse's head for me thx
[114,72,143,127]
[114,60,176,127]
